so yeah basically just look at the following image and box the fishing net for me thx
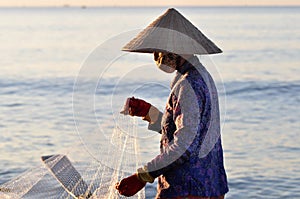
[0,116,145,199]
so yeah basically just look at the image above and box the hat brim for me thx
[122,8,222,55]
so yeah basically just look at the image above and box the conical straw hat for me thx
[122,8,222,55]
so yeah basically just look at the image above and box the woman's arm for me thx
[146,78,206,178]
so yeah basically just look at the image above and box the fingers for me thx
[120,97,136,116]
[115,182,120,190]
[120,98,131,115]
[115,180,127,191]
[115,181,129,196]
[128,107,134,116]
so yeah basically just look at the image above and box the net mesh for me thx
[0,116,145,199]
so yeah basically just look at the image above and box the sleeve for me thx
[143,105,163,133]
[147,79,205,178]
[147,111,163,133]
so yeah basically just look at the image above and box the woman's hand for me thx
[115,174,146,197]
[120,97,151,117]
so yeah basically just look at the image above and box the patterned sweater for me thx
[147,56,229,198]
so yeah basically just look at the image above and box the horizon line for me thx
[0,4,300,8]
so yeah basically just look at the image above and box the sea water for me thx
[0,6,299,198]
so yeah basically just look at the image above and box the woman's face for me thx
[154,52,179,73]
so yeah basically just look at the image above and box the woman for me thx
[116,8,229,199]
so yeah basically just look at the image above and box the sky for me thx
[0,0,299,7]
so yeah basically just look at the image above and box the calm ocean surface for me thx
[0,6,299,198]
